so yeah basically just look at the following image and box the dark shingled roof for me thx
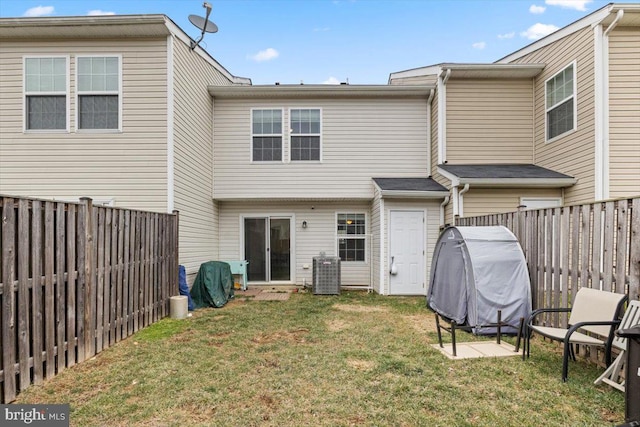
[437,164,574,180]
[372,177,449,192]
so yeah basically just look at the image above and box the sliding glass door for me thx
[244,216,291,282]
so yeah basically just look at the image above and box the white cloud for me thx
[323,77,341,85]
[520,23,560,40]
[497,32,516,39]
[529,4,546,14]
[23,5,54,17]
[87,10,116,16]
[545,0,592,11]
[472,41,486,50]
[248,48,279,62]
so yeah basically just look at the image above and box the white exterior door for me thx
[389,210,425,295]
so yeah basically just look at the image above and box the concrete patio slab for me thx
[432,341,519,360]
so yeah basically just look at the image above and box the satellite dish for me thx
[189,2,218,50]
[189,15,218,34]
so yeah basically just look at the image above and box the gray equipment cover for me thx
[427,226,532,334]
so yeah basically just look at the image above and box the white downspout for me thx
[439,195,450,228]
[379,197,386,295]
[437,68,451,165]
[166,34,175,213]
[426,89,435,176]
[594,9,623,201]
[458,183,470,218]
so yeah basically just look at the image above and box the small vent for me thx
[312,255,341,295]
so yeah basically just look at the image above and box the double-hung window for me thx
[545,62,576,141]
[252,109,283,161]
[337,213,366,262]
[290,108,321,161]
[24,56,68,130]
[77,56,121,130]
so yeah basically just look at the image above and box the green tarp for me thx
[190,261,235,308]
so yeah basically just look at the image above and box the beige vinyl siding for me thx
[380,199,441,295]
[461,188,562,218]
[213,98,429,200]
[446,79,534,164]
[172,37,233,279]
[511,26,595,204]
[218,201,372,287]
[0,38,167,211]
[370,187,382,293]
[608,27,640,198]
[431,90,439,175]
[389,74,438,86]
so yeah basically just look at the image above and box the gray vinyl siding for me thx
[511,26,595,205]
[172,36,233,279]
[608,27,640,199]
[446,79,534,164]
[213,98,429,200]
[0,38,168,210]
[218,201,372,287]
[379,199,441,295]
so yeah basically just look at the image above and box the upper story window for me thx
[337,213,366,262]
[545,62,576,141]
[77,56,121,130]
[24,56,68,130]
[290,108,321,161]
[252,109,283,162]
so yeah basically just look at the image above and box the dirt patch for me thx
[404,314,437,334]
[251,328,309,345]
[346,359,376,371]
[326,319,350,332]
[333,304,390,313]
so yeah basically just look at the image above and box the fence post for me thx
[631,198,640,301]
[2,197,17,402]
[172,210,180,302]
[80,197,95,360]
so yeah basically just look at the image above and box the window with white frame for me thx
[337,213,366,262]
[546,63,576,141]
[290,108,321,161]
[24,57,68,130]
[252,109,283,161]
[77,56,120,130]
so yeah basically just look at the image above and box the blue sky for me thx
[0,0,628,84]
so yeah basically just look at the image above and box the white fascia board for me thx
[379,190,450,199]
[496,4,613,64]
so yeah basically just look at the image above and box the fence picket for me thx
[18,200,31,391]
[31,201,43,385]
[615,200,628,295]
[44,202,55,379]
[630,199,640,301]
[603,201,615,292]
[56,202,66,373]
[66,204,76,368]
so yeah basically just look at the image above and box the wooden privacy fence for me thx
[456,197,640,329]
[0,195,179,403]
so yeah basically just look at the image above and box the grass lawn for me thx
[15,291,625,426]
